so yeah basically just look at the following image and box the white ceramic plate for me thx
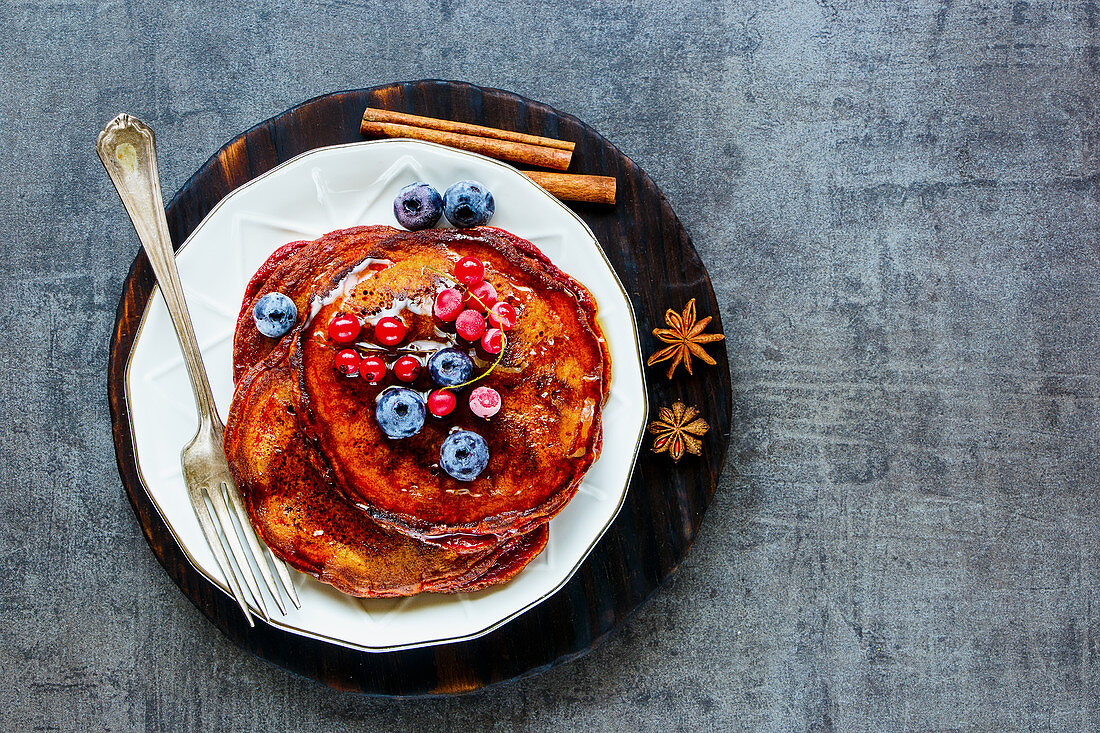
[125,139,647,651]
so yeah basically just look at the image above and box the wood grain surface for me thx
[107,80,732,695]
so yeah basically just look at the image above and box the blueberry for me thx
[393,182,443,230]
[375,387,426,439]
[440,430,489,481]
[427,347,475,387]
[443,180,495,228]
[252,292,297,338]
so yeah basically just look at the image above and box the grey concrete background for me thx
[2,0,1098,730]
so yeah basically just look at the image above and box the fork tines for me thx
[192,477,300,627]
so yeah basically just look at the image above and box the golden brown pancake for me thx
[227,224,603,596]
[283,227,607,551]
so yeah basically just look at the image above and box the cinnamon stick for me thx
[361,120,572,171]
[523,171,617,205]
[363,108,574,152]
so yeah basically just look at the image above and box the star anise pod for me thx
[648,401,710,461]
[646,299,725,379]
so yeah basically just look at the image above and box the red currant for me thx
[359,355,387,382]
[374,317,407,346]
[455,256,485,286]
[434,287,464,322]
[469,386,502,418]
[456,309,487,341]
[334,349,361,377]
[487,302,517,330]
[393,355,421,382]
[328,313,361,344]
[481,328,506,354]
[464,280,497,311]
[427,389,457,417]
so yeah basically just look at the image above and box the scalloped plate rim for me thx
[122,138,647,652]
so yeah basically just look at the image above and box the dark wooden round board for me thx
[107,80,732,695]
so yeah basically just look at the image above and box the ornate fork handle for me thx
[96,114,219,429]
[97,114,301,624]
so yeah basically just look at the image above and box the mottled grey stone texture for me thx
[2,0,1099,729]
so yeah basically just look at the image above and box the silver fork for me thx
[97,114,300,626]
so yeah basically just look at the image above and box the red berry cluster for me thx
[325,256,517,421]
[434,256,517,353]
[328,313,413,383]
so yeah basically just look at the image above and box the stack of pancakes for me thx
[224,225,608,597]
